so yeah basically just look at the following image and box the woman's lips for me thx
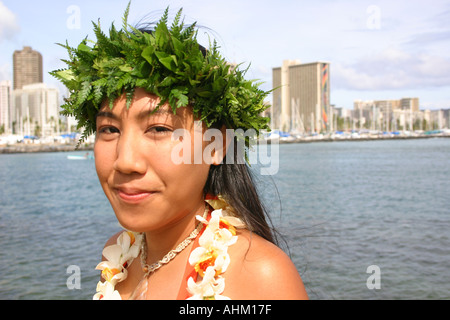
[116,188,155,203]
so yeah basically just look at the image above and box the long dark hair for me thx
[203,137,279,245]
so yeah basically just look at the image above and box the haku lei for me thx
[93,196,245,300]
[50,3,270,147]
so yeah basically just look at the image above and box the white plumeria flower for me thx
[222,214,246,229]
[214,227,238,250]
[117,231,143,266]
[204,196,246,229]
[196,208,222,226]
[197,209,239,247]
[197,208,245,229]
[188,247,208,266]
[93,281,122,300]
[187,208,241,300]
[101,244,124,266]
[189,246,231,276]
[95,231,143,286]
[186,266,229,300]
[190,209,238,277]
[95,260,128,285]
[212,251,231,276]
[93,231,143,300]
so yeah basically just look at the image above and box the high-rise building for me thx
[13,46,43,90]
[272,60,331,133]
[400,98,419,112]
[0,80,11,134]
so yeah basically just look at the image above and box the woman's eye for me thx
[98,126,120,135]
[147,126,172,135]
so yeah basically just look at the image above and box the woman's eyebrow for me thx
[96,107,178,121]
[136,107,178,120]
[96,111,119,120]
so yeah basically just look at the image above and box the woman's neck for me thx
[143,200,206,264]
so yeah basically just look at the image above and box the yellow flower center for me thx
[101,268,121,282]
[195,250,219,277]
[219,218,236,236]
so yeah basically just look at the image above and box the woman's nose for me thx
[113,132,147,175]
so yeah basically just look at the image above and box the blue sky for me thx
[1,0,449,110]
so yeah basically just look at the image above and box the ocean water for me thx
[0,138,449,300]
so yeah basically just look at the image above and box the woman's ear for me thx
[205,125,232,166]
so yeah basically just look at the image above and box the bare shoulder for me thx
[226,229,309,300]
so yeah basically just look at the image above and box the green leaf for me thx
[119,64,132,72]
[141,46,155,64]
[77,43,92,52]
[171,35,184,53]
[171,88,189,108]
[155,51,177,71]
[52,69,75,82]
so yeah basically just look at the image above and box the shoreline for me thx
[269,133,450,144]
[0,134,448,154]
[0,143,94,154]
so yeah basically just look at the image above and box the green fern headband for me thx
[51,3,270,144]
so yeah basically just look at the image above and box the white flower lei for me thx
[93,197,244,300]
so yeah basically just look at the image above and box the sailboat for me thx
[67,152,94,160]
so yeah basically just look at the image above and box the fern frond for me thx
[77,81,92,105]
[160,6,170,26]
[171,8,184,35]
[122,1,131,31]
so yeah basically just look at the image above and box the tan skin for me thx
[95,88,308,300]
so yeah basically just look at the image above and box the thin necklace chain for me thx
[140,204,209,276]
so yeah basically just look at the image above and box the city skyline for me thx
[0,0,449,111]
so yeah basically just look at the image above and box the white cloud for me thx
[0,1,20,41]
[332,47,450,91]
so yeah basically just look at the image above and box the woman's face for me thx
[94,88,212,233]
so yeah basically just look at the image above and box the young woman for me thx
[52,4,308,300]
